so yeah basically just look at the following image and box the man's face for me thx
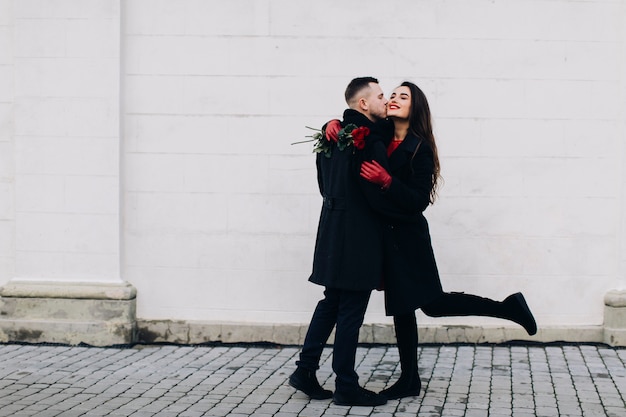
[364,83,388,121]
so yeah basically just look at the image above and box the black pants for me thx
[392,291,517,372]
[297,287,371,391]
[421,291,506,318]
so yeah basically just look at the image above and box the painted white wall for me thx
[5,0,122,285]
[0,0,14,284]
[1,0,625,330]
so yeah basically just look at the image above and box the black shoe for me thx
[505,292,537,336]
[288,367,332,400]
[333,386,387,406]
[380,374,421,400]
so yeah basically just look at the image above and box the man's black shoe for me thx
[333,386,387,406]
[288,367,332,400]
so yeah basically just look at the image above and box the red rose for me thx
[351,126,369,150]
[353,136,365,150]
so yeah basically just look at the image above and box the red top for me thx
[387,140,402,156]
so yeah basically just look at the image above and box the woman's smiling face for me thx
[387,86,411,120]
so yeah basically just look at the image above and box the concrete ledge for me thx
[132,289,617,346]
[1,285,620,347]
[1,297,135,322]
[137,320,606,345]
[604,289,626,346]
[0,319,136,346]
[0,281,137,300]
[0,281,137,346]
[137,320,305,345]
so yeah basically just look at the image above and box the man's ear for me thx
[358,97,368,112]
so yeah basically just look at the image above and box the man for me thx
[289,77,391,407]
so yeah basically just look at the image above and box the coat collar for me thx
[342,110,394,144]
[388,133,423,170]
[342,109,374,128]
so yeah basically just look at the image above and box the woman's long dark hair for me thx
[401,81,441,203]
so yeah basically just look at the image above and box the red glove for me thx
[325,119,341,142]
[360,160,392,190]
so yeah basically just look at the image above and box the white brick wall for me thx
[9,0,122,283]
[1,0,625,330]
[0,0,14,283]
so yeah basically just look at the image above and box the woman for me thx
[359,81,537,400]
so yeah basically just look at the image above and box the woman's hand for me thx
[360,160,392,190]
[325,119,341,142]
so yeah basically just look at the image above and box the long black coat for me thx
[308,109,390,291]
[377,134,444,316]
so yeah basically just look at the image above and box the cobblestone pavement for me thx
[0,343,625,417]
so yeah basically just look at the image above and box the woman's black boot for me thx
[502,292,537,335]
[422,292,537,336]
[381,313,421,400]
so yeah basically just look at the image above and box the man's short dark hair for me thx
[344,76,379,104]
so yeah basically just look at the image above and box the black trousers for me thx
[392,291,519,374]
[297,287,371,391]
[421,291,506,318]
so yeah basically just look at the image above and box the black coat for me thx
[308,109,390,291]
[377,133,444,316]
